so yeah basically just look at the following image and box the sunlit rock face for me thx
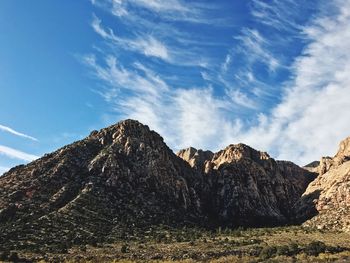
[296,136,350,232]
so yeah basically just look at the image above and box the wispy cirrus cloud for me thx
[129,0,189,13]
[250,0,315,34]
[235,28,281,72]
[224,0,350,164]
[84,55,169,98]
[87,0,350,166]
[0,124,38,141]
[225,88,257,110]
[92,15,169,60]
[91,14,215,67]
[93,0,224,24]
[0,145,39,162]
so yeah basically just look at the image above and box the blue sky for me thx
[1,0,350,174]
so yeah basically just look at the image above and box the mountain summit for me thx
[0,120,316,250]
[296,137,350,231]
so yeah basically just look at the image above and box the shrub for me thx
[259,246,277,259]
[8,252,19,262]
[121,244,128,253]
[276,245,290,256]
[0,251,10,261]
[288,242,300,255]
[304,241,326,256]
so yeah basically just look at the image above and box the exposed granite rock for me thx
[177,147,214,172]
[0,119,316,250]
[295,137,350,231]
[178,144,316,227]
[316,137,350,175]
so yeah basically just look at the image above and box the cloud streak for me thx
[0,145,39,162]
[87,0,350,165]
[92,15,169,61]
[0,124,38,141]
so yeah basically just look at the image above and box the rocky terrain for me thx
[0,119,347,256]
[0,120,202,251]
[177,145,315,227]
[296,137,350,231]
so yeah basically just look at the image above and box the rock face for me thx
[0,119,316,250]
[0,120,201,250]
[177,144,315,227]
[296,137,350,231]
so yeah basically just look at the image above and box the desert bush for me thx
[276,245,290,256]
[304,241,326,256]
[259,246,277,259]
[120,244,129,253]
[0,251,10,261]
[8,252,19,262]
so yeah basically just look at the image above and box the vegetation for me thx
[3,226,350,262]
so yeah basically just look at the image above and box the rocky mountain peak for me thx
[211,143,270,168]
[295,136,350,232]
[177,147,214,169]
[316,136,350,175]
[88,119,163,148]
[335,136,350,160]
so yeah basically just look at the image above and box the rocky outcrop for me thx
[295,137,350,231]
[177,147,213,171]
[178,144,316,227]
[0,119,316,250]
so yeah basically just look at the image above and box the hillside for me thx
[0,119,316,253]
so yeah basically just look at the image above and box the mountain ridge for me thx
[0,119,341,252]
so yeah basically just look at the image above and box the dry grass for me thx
[12,226,350,262]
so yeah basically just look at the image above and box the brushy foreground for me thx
[2,226,350,262]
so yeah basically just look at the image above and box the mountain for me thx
[177,145,315,227]
[0,119,315,251]
[0,120,202,251]
[295,137,350,231]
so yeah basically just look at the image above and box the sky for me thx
[1,0,350,174]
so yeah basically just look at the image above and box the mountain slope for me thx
[295,137,350,231]
[0,119,315,251]
[0,120,202,250]
[177,145,315,227]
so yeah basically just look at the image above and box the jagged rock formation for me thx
[177,145,315,227]
[0,119,316,250]
[296,137,350,231]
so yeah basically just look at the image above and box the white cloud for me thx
[135,36,169,60]
[225,88,257,109]
[88,0,350,166]
[0,145,39,162]
[118,86,241,151]
[235,28,280,72]
[91,14,213,67]
[232,0,350,164]
[130,0,189,13]
[84,55,169,98]
[250,0,305,33]
[94,0,214,24]
[0,124,38,141]
[0,166,10,176]
[221,54,231,73]
[92,15,169,60]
